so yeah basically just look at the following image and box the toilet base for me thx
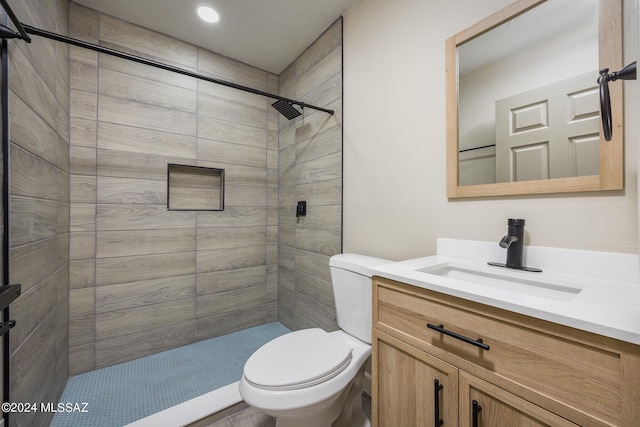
[273,364,370,427]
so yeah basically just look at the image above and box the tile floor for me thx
[205,394,372,427]
[205,406,274,427]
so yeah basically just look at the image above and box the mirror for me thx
[446,0,624,198]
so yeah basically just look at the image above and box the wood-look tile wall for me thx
[8,1,70,426]
[278,20,343,331]
[69,4,279,374]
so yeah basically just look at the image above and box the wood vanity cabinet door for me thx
[372,330,458,427]
[459,371,579,427]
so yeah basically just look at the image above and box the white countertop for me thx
[371,239,640,346]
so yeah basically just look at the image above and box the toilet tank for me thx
[330,253,391,344]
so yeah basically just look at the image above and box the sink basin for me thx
[416,263,584,302]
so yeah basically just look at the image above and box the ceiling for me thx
[71,0,360,75]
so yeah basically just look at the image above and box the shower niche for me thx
[167,164,225,211]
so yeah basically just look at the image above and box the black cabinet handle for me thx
[427,323,490,350]
[434,379,443,426]
[472,399,482,427]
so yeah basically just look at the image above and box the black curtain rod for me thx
[0,0,29,42]
[459,143,495,153]
[0,0,334,117]
[23,25,334,116]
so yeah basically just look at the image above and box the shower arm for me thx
[0,0,334,118]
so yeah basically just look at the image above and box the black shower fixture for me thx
[272,99,302,120]
[598,61,636,141]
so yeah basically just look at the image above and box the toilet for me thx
[239,253,391,427]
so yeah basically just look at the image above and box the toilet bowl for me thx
[239,329,370,427]
[239,253,391,427]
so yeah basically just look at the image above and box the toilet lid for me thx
[243,328,352,391]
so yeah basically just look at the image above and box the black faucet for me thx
[488,219,542,272]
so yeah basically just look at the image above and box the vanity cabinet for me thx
[375,331,458,426]
[371,277,640,427]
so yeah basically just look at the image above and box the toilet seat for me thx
[243,328,353,391]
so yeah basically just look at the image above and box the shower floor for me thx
[49,322,290,427]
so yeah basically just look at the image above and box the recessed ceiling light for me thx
[197,5,219,23]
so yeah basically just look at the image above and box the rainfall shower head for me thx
[272,99,302,120]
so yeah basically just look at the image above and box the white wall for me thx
[343,0,639,261]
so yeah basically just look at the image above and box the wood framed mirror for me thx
[446,0,623,198]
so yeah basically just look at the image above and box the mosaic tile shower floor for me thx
[50,323,289,427]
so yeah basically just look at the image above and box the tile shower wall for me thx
[68,4,279,374]
[8,1,70,426]
[278,20,343,331]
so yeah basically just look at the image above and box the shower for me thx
[0,1,344,425]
